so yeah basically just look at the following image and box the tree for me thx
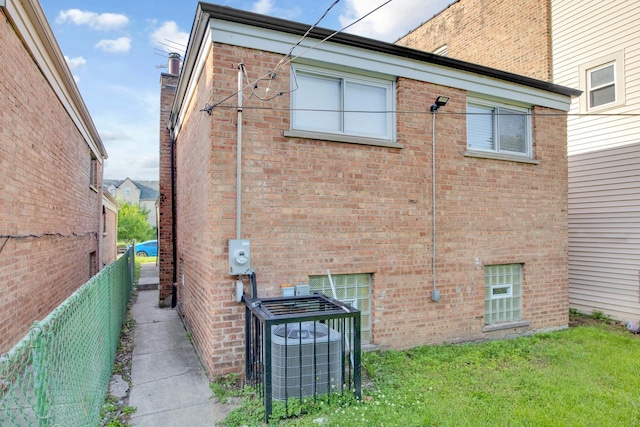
[117,201,155,243]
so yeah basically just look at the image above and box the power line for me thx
[198,104,640,117]
[273,0,341,74]
[0,231,98,255]
[202,0,395,114]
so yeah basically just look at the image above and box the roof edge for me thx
[197,3,581,98]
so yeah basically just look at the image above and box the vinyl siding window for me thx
[579,51,625,113]
[291,66,394,143]
[588,63,615,108]
[467,99,531,157]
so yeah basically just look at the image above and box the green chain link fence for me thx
[0,248,134,426]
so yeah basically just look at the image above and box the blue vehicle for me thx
[134,240,158,257]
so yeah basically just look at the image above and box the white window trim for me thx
[287,65,397,147]
[579,50,625,113]
[466,98,533,159]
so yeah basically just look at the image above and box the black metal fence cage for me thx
[244,294,361,423]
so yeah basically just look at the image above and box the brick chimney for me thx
[168,52,181,75]
[158,55,179,306]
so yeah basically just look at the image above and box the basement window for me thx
[484,264,523,325]
[309,273,372,344]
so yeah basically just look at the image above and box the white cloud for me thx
[64,55,86,70]
[149,21,189,54]
[100,130,133,142]
[134,155,159,170]
[95,37,132,53]
[339,0,454,42]
[57,9,129,31]
[251,0,274,14]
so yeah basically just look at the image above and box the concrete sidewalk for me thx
[127,263,237,426]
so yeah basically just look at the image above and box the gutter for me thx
[197,3,582,98]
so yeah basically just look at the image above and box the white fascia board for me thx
[174,25,212,138]
[3,0,106,160]
[210,19,572,112]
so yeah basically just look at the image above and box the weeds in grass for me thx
[590,310,611,322]
[220,322,640,426]
[210,373,243,404]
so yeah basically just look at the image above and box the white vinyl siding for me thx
[568,144,640,321]
[291,66,394,141]
[553,0,640,321]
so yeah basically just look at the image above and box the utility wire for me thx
[202,0,395,114]
[0,231,98,255]
[272,0,341,74]
[198,104,640,117]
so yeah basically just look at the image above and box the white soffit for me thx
[209,18,572,112]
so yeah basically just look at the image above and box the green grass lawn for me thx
[224,318,640,426]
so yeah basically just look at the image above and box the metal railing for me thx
[0,248,134,426]
[245,294,361,423]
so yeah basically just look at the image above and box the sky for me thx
[39,0,454,181]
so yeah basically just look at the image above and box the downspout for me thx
[431,110,440,302]
[236,64,245,240]
[170,127,178,308]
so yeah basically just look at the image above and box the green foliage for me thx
[117,201,155,243]
[569,307,579,315]
[590,310,611,322]
[210,373,243,404]
[224,325,640,426]
[101,395,134,427]
[220,387,358,427]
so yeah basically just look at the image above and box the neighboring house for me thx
[104,178,159,227]
[0,0,107,353]
[102,191,120,267]
[159,3,579,376]
[398,0,640,322]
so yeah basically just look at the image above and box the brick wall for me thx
[0,15,102,353]
[166,42,568,377]
[158,72,178,304]
[101,197,119,267]
[397,0,553,82]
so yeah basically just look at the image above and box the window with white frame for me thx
[467,99,531,157]
[309,273,372,344]
[291,66,394,142]
[588,62,615,108]
[484,264,523,324]
[579,51,625,113]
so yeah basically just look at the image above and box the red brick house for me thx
[159,4,580,376]
[0,0,107,353]
[397,0,640,323]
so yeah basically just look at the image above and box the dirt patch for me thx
[569,313,636,335]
